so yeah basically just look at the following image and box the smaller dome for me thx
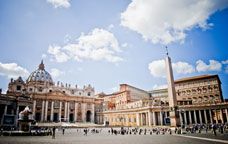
[27,60,53,85]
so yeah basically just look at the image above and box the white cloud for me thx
[148,59,166,78]
[222,60,228,73]
[41,54,47,59]
[222,60,228,64]
[108,24,114,30]
[0,62,29,79]
[47,0,70,8]
[50,68,64,79]
[196,60,222,72]
[121,43,128,48]
[64,34,72,44]
[121,0,228,44]
[152,84,167,90]
[1,89,7,94]
[148,59,195,78]
[172,61,195,74]
[48,45,70,62]
[48,28,124,63]
[111,86,118,92]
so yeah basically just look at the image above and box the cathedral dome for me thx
[26,60,53,85]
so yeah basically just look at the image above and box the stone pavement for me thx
[0,128,227,144]
[185,133,228,141]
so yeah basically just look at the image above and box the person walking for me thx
[52,127,56,139]
[62,127,65,135]
[212,124,217,136]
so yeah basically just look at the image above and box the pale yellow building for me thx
[99,75,228,127]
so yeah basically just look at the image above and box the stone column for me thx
[74,102,78,122]
[15,106,19,127]
[204,110,208,124]
[209,109,213,123]
[199,110,202,124]
[153,112,156,126]
[214,110,218,123]
[64,102,67,122]
[220,109,224,124]
[41,100,45,122]
[4,105,7,115]
[82,103,86,122]
[97,116,100,124]
[125,115,129,126]
[145,113,149,126]
[50,101,54,121]
[184,111,187,125]
[189,111,192,124]
[148,111,152,126]
[136,113,140,126]
[144,113,147,126]
[179,111,183,125]
[225,109,228,123]
[33,100,36,117]
[44,100,48,121]
[91,103,95,123]
[160,112,163,125]
[67,102,70,122]
[59,101,62,122]
[140,113,143,125]
[165,111,168,119]
[194,110,197,124]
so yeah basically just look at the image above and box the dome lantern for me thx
[39,60,45,70]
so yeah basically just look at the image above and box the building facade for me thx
[99,74,228,127]
[0,60,228,129]
[0,61,102,129]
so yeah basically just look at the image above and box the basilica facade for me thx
[0,59,228,129]
[1,61,103,128]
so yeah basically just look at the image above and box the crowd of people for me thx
[1,123,227,138]
[58,123,228,137]
[108,127,172,135]
[176,123,228,136]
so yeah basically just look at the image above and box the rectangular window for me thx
[16,85,21,91]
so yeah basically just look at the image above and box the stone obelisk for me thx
[165,47,179,127]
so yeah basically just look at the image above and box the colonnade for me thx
[32,100,95,123]
[179,108,228,125]
[136,108,228,126]
[136,111,169,126]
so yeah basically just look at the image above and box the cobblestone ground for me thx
[0,128,226,144]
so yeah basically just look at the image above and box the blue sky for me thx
[0,0,228,98]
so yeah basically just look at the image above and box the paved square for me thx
[0,128,226,144]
